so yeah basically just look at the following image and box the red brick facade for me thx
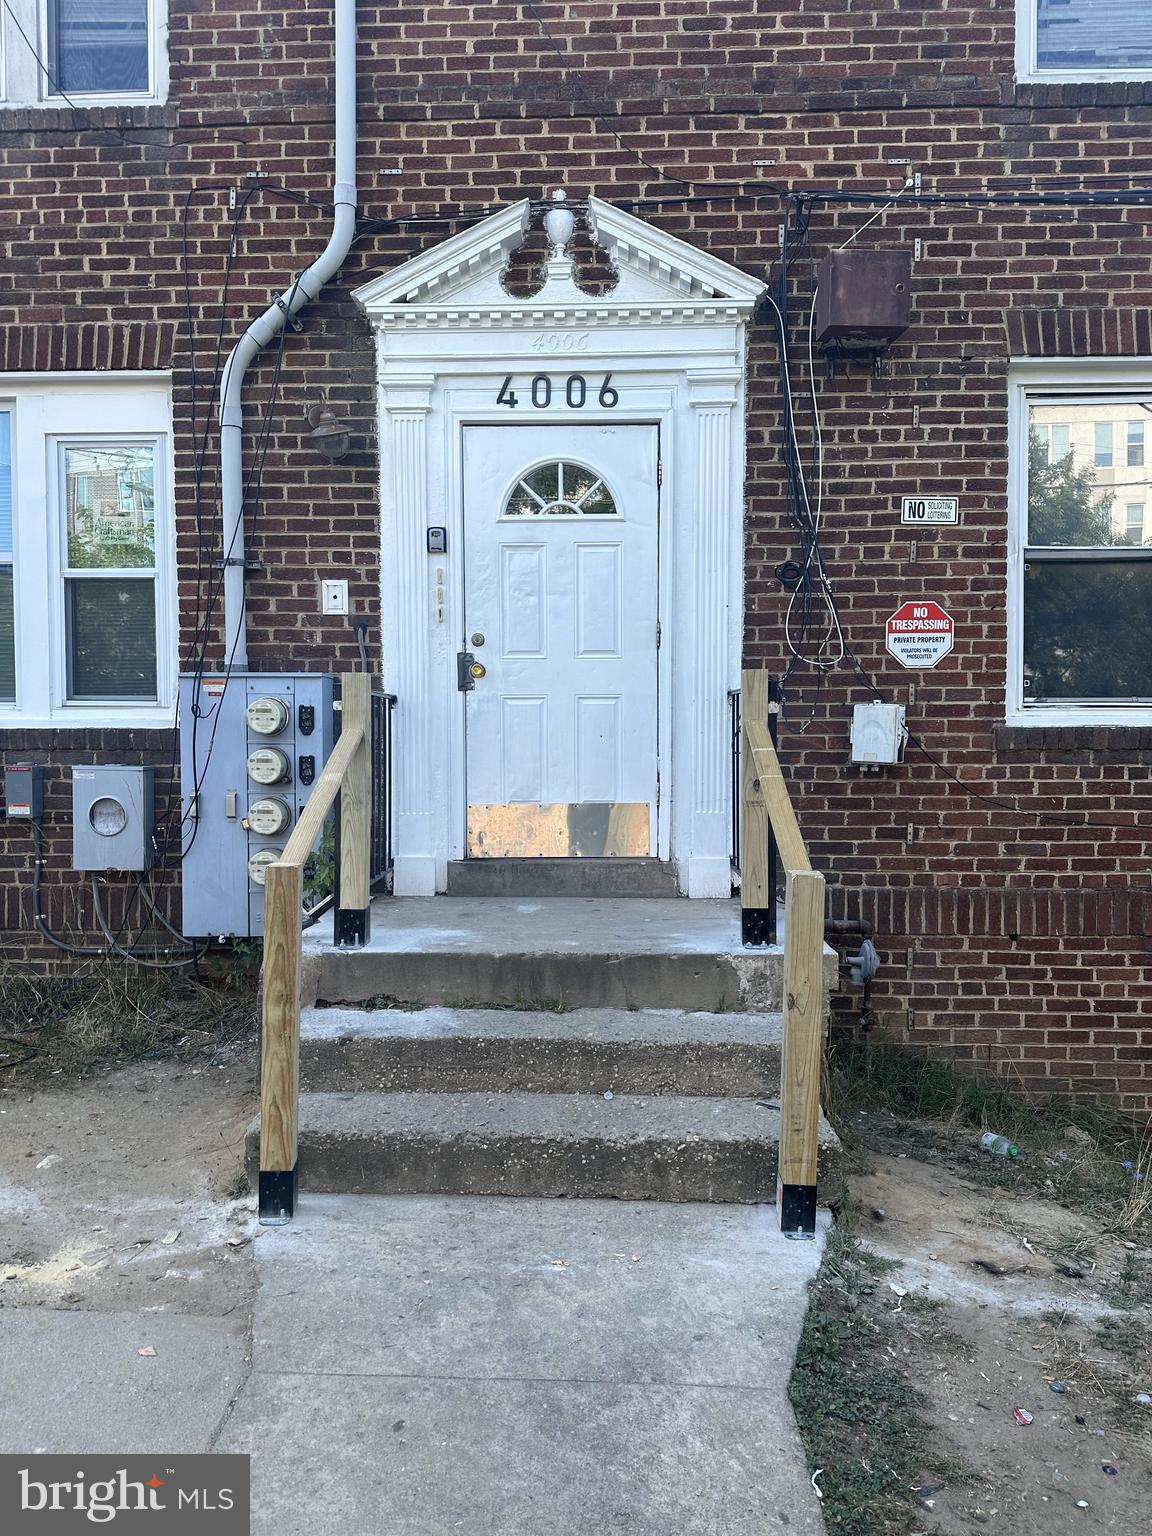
[1,3,1149,1107]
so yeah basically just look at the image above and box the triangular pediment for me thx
[352,196,765,324]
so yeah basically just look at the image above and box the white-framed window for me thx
[0,0,167,108]
[1016,0,1152,82]
[0,376,175,727]
[1008,362,1152,725]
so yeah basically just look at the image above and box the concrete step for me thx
[251,1091,843,1205]
[445,858,681,898]
[299,1006,784,1098]
[303,897,809,1013]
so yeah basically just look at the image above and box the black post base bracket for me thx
[741,907,776,948]
[334,907,369,947]
[778,1182,818,1239]
[259,1166,297,1225]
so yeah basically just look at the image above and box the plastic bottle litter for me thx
[1049,1381,1067,1394]
[1133,1393,1151,1406]
[981,1132,1020,1158]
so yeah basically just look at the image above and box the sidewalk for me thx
[217,1194,827,1536]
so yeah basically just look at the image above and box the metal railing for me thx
[369,691,397,890]
[739,668,825,1237]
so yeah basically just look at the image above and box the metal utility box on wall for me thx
[814,249,912,351]
[4,763,44,822]
[72,766,155,870]
[179,672,335,939]
[850,702,908,766]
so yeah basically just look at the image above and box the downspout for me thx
[218,0,358,668]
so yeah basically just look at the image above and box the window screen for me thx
[1036,0,1152,72]
[48,0,150,95]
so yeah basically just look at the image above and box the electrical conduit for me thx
[218,0,358,668]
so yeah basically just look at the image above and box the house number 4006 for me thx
[495,374,619,410]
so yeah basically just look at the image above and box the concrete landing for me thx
[217,1194,828,1536]
[303,897,822,1012]
[299,1004,785,1096]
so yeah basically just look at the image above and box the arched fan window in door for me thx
[502,461,618,518]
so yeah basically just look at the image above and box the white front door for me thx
[462,423,660,858]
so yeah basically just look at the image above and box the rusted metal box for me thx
[814,249,912,348]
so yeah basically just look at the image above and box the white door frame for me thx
[353,196,765,897]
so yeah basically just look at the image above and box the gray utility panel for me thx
[179,673,335,939]
[72,765,155,871]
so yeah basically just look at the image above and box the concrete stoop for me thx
[249,897,843,1208]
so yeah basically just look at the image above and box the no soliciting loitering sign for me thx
[885,600,954,668]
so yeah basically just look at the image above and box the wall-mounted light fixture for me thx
[306,396,353,460]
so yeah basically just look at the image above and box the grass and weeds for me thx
[827,1038,1152,1242]
[789,1225,963,1535]
[0,966,256,1084]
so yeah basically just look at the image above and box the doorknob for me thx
[469,661,487,680]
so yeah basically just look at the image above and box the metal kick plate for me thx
[467,802,650,858]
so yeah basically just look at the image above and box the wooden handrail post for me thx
[778,867,825,1237]
[740,668,773,945]
[335,672,372,947]
[259,859,303,1222]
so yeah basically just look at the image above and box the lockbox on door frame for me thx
[178,672,336,938]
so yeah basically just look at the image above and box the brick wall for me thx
[0,1,1149,1108]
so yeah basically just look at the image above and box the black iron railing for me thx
[369,691,396,889]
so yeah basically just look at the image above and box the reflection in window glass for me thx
[0,412,12,701]
[503,462,618,518]
[65,444,156,569]
[1036,0,1152,73]
[1093,421,1113,467]
[1124,504,1146,546]
[49,0,150,95]
[1127,421,1145,468]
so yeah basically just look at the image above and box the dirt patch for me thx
[0,1046,258,1319]
[840,1148,1151,1533]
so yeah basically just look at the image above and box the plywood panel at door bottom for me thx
[467,802,649,857]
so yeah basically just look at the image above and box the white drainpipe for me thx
[218,0,358,668]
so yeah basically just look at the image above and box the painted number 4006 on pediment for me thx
[496,374,619,410]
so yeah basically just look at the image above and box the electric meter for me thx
[246,695,290,736]
[248,796,292,837]
[246,746,290,785]
[247,847,281,886]
[89,796,129,837]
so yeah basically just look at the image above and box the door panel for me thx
[463,423,659,858]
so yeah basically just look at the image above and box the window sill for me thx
[0,101,172,128]
[996,721,1152,751]
[1013,79,1152,107]
[0,709,174,730]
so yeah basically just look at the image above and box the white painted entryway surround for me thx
[353,196,766,897]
